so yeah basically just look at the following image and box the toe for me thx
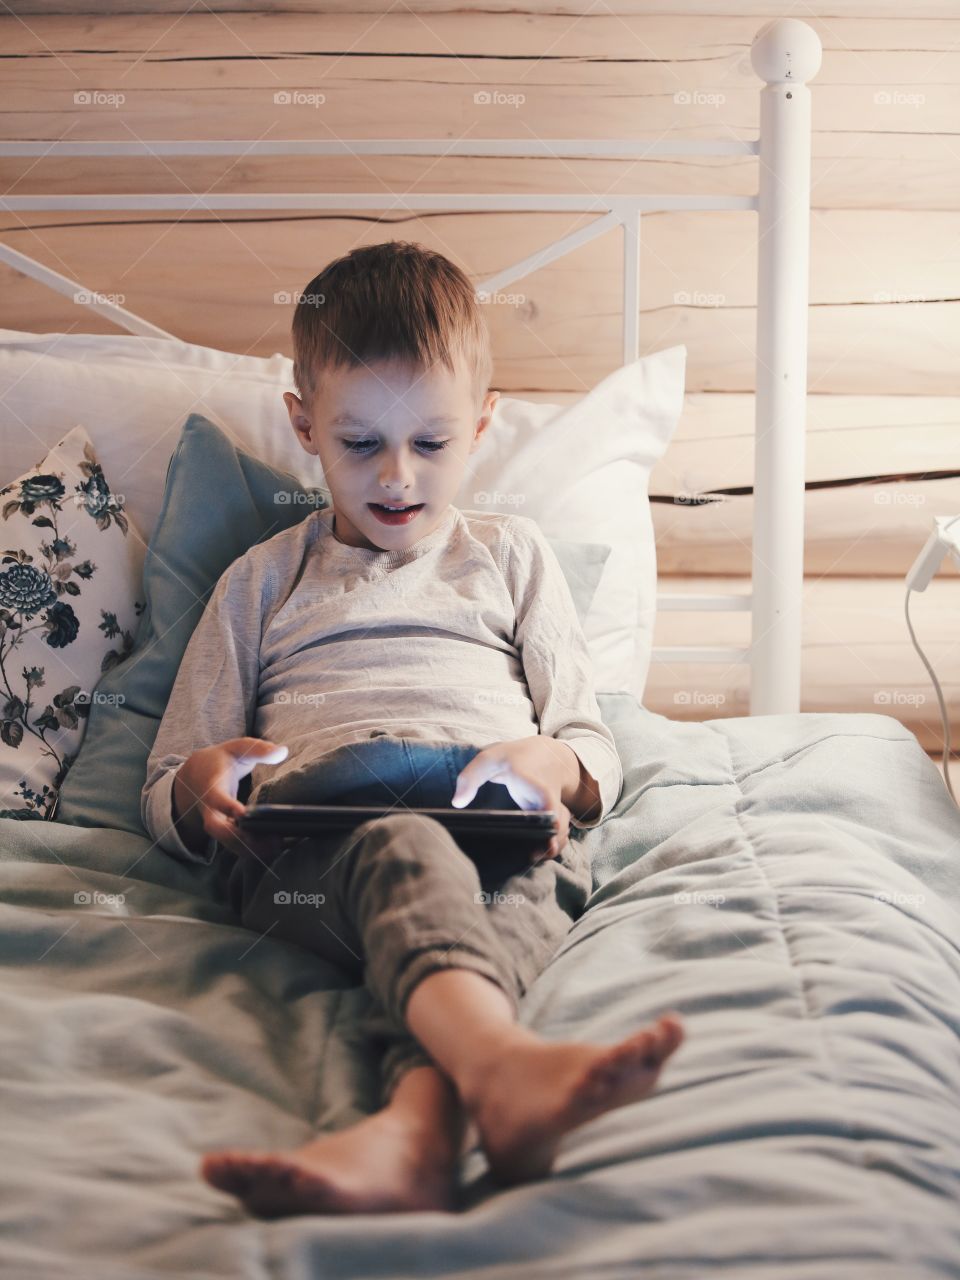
[612,1027,658,1069]
[201,1152,256,1195]
[654,1013,685,1058]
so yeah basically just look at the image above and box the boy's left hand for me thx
[450,737,571,860]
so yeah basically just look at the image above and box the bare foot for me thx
[463,1013,685,1187]
[200,1107,458,1219]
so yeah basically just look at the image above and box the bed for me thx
[1,15,959,1279]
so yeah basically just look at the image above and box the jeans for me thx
[223,733,593,1107]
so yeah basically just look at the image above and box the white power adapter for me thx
[906,515,960,592]
[904,513,960,805]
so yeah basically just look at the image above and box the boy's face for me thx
[284,355,499,551]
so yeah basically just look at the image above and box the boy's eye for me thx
[342,439,449,454]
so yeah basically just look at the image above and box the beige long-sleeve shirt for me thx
[141,503,624,864]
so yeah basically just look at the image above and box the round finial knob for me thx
[750,18,823,84]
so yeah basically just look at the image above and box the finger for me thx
[508,777,550,812]
[203,809,245,854]
[451,758,487,808]
[204,806,243,838]
[209,788,247,822]
[232,741,290,772]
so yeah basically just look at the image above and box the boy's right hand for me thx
[172,737,290,863]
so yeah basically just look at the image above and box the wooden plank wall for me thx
[1,2,957,763]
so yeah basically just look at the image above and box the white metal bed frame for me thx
[0,16,822,716]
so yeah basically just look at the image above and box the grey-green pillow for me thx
[54,413,611,836]
[54,414,329,834]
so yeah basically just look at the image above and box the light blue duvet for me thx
[1,694,958,1279]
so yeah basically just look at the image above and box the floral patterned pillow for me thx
[0,425,145,820]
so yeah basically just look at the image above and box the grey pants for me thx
[223,734,593,1107]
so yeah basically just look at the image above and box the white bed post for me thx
[748,19,822,715]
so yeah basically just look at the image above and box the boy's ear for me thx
[471,389,499,451]
[284,391,318,456]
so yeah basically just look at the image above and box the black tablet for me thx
[238,803,557,858]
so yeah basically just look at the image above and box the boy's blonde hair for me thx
[292,240,494,409]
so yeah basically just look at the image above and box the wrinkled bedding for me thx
[1,694,958,1279]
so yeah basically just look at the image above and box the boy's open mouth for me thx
[367,502,425,525]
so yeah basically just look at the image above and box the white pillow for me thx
[0,425,145,819]
[0,331,302,543]
[0,330,685,695]
[457,349,686,694]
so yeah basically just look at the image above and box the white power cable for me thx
[904,590,956,805]
[904,512,960,806]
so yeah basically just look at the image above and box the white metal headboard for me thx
[0,16,822,717]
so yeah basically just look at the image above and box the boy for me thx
[141,241,684,1219]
